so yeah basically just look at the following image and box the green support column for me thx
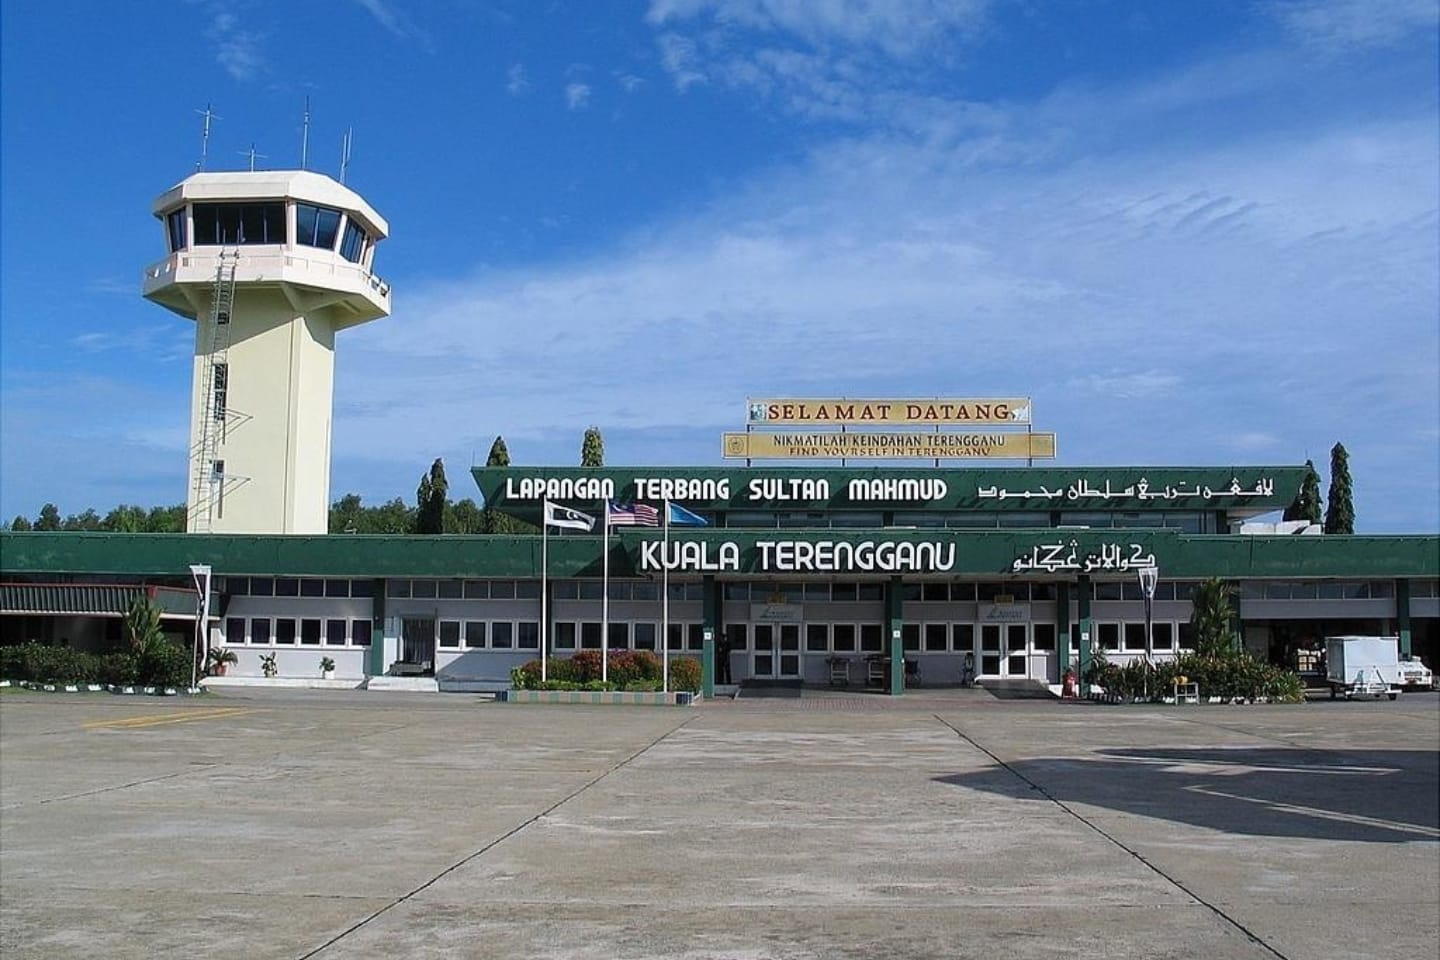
[368,579,386,677]
[1231,581,1244,655]
[1077,576,1093,695]
[1397,579,1412,657]
[1057,581,1072,674]
[887,576,904,696]
[702,576,719,698]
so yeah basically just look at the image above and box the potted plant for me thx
[319,656,336,681]
[206,647,239,677]
[260,652,278,678]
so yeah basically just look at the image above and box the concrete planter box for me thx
[499,689,698,706]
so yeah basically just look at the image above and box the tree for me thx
[1324,442,1354,534]
[35,503,61,531]
[1283,460,1322,524]
[481,436,518,534]
[10,516,32,531]
[370,498,417,534]
[580,426,604,467]
[447,498,484,534]
[1189,577,1238,658]
[123,595,166,658]
[61,509,103,531]
[486,436,511,467]
[144,505,187,532]
[330,493,366,534]
[103,505,147,532]
[415,458,448,534]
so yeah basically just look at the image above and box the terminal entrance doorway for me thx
[978,623,1030,678]
[751,623,802,679]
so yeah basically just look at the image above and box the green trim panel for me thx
[1,530,1435,580]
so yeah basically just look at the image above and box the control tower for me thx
[142,171,391,534]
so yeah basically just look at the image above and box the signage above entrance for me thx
[723,431,1057,460]
[747,398,1031,426]
[474,466,1306,514]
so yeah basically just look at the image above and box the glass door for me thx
[401,617,436,673]
[980,624,1003,677]
[1005,623,1029,677]
[752,624,776,678]
[778,624,801,678]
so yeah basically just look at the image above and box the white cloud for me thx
[207,11,263,81]
[565,82,592,110]
[1266,0,1437,52]
[646,0,991,118]
[507,63,530,95]
[646,0,990,58]
[352,0,431,45]
[616,72,645,93]
[333,57,1437,530]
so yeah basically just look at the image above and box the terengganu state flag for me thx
[666,502,710,527]
[543,502,597,532]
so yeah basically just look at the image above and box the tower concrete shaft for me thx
[143,170,391,534]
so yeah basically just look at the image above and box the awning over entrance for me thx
[0,583,200,619]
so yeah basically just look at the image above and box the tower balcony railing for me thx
[143,248,391,311]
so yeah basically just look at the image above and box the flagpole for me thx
[601,500,609,684]
[662,499,670,693]
[541,499,549,683]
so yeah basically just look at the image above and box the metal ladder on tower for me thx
[191,252,238,532]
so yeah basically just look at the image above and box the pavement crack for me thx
[932,713,1293,960]
[4,766,216,809]
[294,713,699,960]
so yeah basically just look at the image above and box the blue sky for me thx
[1,0,1436,532]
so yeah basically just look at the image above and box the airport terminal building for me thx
[3,463,1436,695]
[3,171,1435,695]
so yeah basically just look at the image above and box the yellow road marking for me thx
[84,707,256,730]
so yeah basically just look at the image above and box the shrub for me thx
[608,650,661,688]
[97,652,138,686]
[0,644,25,680]
[138,640,192,688]
[2,643,99,684]
[668,656,702,693]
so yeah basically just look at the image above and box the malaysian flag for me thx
[606,501,659,526]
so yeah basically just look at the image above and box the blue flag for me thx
[666,502,709,527]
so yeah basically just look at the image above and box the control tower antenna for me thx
[239,143,267,172]
[301,97,312,170]
[195,103,220,171]
[339,126,353,184]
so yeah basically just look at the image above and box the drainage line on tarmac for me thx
[932,714,1292,960]
[295,714,699,960]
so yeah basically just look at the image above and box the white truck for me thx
[1397,655,1435,690]
[1325,636,1403,700]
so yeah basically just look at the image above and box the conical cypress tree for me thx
[1284,459,1322,524]
[580,426,604,467]
[1324,442,1354,534]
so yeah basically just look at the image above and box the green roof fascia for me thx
[2,530,1435,581]
[470,465,1308,516]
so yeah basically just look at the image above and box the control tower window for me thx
[339,219,368,263]
[296,203,342,250]
[165,209,187,252]
[193,202,285,245]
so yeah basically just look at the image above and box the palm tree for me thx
[123,595,166,657]
[1189,578,1237,657]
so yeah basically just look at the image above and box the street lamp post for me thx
[189,564,212,690]
[1138,564,1158,700]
